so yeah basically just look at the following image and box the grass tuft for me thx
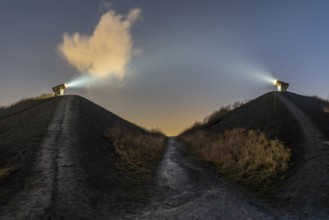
[107,125,166,175]
[180,128,291,188]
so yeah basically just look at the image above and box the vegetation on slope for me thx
[107,125,166,175]
[184,101,244,133]
[181,128,290,188]
[180,92,301,192]
[70,96,167,215]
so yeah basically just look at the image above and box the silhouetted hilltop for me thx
[0,95,164,218]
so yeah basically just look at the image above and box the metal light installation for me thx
[52,83,68,96]
[273,80,289,92]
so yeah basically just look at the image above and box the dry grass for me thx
[35,93,54,99]
[107,125,166,174]
[0,94,54,119]
[183,101,245,134]
[0,168,15,181]
[310,95,329,103]
[204,101,244,126]
[0,98,34,111]
[180,128,291,188]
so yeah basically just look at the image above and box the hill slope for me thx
[277,93,329,215]
[0,97,59,211]
[210,92,301,149]
[182,92,302,162]
[180,91,329,217]
[283,92,329,140]
[0,95,162,219]
[1,92,328,218]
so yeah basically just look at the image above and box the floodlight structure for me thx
[52,83,67,96]
[273,80,289,92]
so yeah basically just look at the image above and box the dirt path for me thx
[132,138,274,219]
[277,94,329,216]
[1,96,93,219]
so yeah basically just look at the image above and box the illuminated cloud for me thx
[58,9,141,79]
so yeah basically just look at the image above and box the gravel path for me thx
[277,93,329,217]
[133,138,274,219]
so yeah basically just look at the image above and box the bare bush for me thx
[180,128,290,187]
[107,125,166,174]
[182,101,245,134]
[311,95,329,103]
[204,101,244,125]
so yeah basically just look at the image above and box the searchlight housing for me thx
[52,83,68,96]
[273,80,289,92]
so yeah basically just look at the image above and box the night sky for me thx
[1,0,329,135]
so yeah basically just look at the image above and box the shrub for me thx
[204,101,244,125]
[182,101,245,134]
[107,125,166,174]
[180,128,290,187]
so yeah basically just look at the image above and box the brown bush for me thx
[180,128,290,187]
[107,125,166,174]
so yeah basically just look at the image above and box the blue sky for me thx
[1,0,329,135]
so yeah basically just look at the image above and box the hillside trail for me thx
[1,96,93,219]
[131,137,275,219]
[277,93,329,216]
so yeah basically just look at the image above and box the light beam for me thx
[66,75,104,88]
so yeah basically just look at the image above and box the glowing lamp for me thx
[52,83,68,96]
[273,79,289,92]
